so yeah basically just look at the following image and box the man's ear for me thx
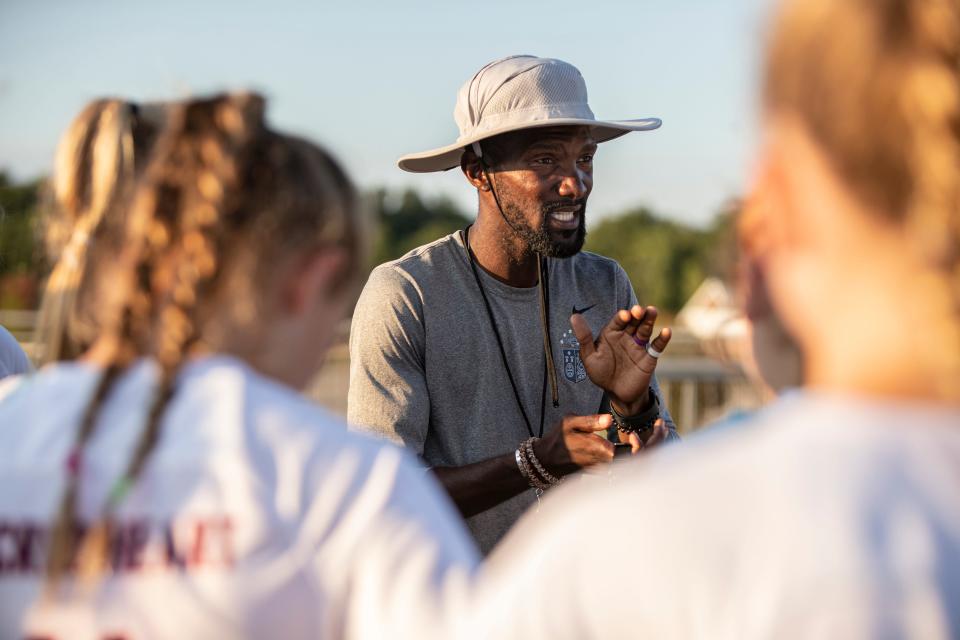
[461,149,489,191]
[281,247,349,315]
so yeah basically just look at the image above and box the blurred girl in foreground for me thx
[0,94,477,638]
[468,0,960,637]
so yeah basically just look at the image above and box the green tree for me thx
[585,206,736,315]
[0,172,43,275]
[366,188,470,267]
[0,172,45,308]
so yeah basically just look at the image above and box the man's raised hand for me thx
[571,305,672,416]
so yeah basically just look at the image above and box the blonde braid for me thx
[37,100,167,363]
[898,0,960,307]
[44,237,162,588]
[44,363,123,584]
[43,98,171,585]
[37,100,136,362]
[69,96,265,582]
[42,99,216,586]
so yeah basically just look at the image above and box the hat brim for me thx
[397,117,662,173]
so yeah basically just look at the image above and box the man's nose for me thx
[557,166,589,200]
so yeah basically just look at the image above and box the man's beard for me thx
[500,198,587,259]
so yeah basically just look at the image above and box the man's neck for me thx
[468,213,539,288]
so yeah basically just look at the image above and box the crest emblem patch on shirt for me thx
[560,329,587,383]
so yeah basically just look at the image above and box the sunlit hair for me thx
[36,99,165,363]
[765,0,960,302]
[45,93,369,586]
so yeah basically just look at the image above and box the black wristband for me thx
[610,387,660,435]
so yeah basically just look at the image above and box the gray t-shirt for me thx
[348,231,676,553]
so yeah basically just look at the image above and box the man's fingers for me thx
[646,327,673,358]
[627,304,648,324]
[569,313,597,360]
[630,306,658,341]
[565,413,613,433]
[628,432,643,454]
[573,431,614,468]
[644,418,667,448]
[599,307,635,337]
[596,438,614,461]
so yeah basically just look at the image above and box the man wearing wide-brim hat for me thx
[348,55,679,554]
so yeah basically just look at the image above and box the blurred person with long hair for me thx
[462,0,960,637]
[0,94,477,639]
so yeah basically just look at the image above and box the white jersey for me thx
[0,325,31,380]
[0,356,479,639]
[471,392,960,639]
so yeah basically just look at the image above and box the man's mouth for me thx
[547,206,582,230]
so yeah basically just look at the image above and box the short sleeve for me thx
[347,265,432,456]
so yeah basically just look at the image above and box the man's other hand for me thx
[534,414,614,476]
[625,418,669,453]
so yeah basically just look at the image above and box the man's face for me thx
[482,126,596,258]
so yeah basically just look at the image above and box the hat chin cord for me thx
[478,147,561,409]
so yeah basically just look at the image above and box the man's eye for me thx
[532,157,555,166]
[579,154,594,164]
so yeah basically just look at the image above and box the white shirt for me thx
[0,356,479,639]
[471,392,960,639]
[0,325,31,380]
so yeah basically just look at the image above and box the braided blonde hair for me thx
[37,99,165,363]
[46,93,367,585]
[765,0,960,306]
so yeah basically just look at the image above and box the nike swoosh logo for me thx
[571,303,597,315]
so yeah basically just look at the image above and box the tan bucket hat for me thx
[398,55,661,173]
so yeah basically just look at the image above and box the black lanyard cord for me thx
[480,159,562,410]
[463,225,546,439]
[537,253,560,408]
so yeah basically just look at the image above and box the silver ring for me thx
[646,344,662,359]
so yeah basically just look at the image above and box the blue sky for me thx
[0,0,775,227]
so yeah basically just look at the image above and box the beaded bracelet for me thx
[515,445,550,492]
[521,437,561,486]
[611,387,660,435]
